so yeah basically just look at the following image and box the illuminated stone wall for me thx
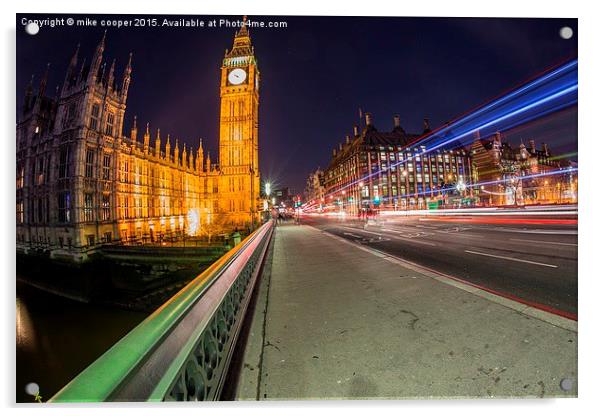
[16,23,261,261]
[218,18,261,229]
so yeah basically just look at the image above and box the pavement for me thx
[234,222,577,400]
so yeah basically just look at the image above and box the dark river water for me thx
[16,280,148,403]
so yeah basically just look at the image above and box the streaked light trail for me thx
[322,59,578,199]
[304,167,577,212]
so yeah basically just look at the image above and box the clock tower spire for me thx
[218,16,260,228]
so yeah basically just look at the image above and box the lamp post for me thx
[263,182,272,221]
[455,176,467,208]
[507,174,523,206]
[358,181,364,217]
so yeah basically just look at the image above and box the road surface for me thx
[302,211,577,318]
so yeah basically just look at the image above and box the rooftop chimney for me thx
[345,135,350,144]
[339,143,343,151]
[393,114,400,128]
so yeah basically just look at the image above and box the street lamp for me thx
[455,178,467,192]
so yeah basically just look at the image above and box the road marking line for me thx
[312,224,576,326]
[391,236,437,246]
[343,232,363,239]
[509,238,577,247]
[464,250,558,268]
[342,227,382,237]
[342,226,437,246]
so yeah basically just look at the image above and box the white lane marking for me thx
[379,227,434,238]
[414,224,440,229]
[464,250,558,268]
[439,226,473,233]
[343,232,363,239]
[341,226,437,246]
[342,227,384,237]
[315,227,577,331]
[509,238,577,247]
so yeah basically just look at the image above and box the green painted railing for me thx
[50,220,274,402]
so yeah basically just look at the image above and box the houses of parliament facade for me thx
[16,21,261,261]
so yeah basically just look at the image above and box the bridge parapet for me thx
[50,220,274,402]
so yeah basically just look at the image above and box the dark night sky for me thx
[16,15,577,192]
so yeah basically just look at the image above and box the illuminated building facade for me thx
[471,132,577,205]
[16,23,260,261]
[323,113,474,213]
[218,18,261,226]
[304,168,325,208]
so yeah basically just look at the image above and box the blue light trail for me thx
[324,59,578,198]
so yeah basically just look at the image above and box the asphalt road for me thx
[302,213,577,318]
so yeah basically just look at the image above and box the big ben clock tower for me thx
[219,16,260,228]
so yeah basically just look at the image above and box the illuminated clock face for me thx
[228,68,247,85]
